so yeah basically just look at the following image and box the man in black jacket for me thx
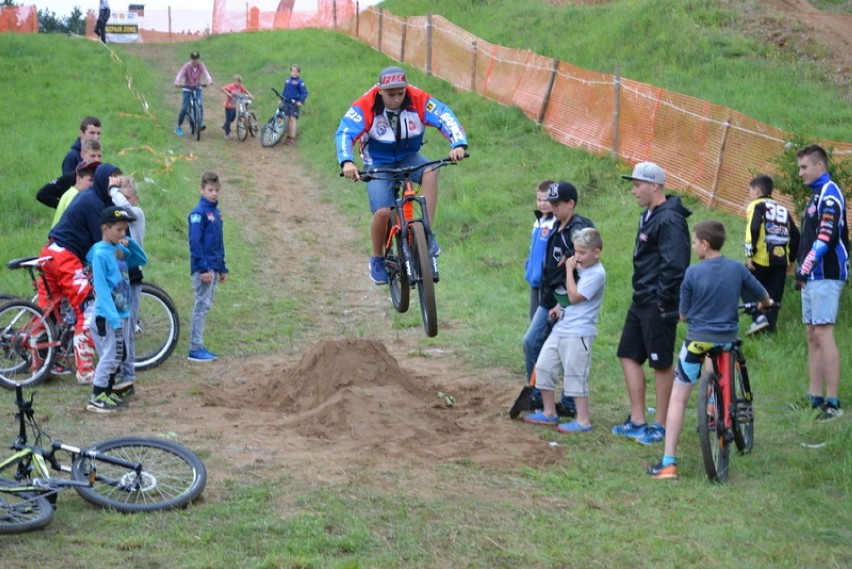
[612,162,691,445]
[521,181,594,415]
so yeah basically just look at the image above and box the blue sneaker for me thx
[557,420,593,433]
[429,234,441,257]
[188,348,218,362]
[611,417,648,439]
[368,257,389,285]
[175,127,184,136]
[523,411,559,426]
[636,422,665,445]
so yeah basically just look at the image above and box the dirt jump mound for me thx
[196,338,562,468]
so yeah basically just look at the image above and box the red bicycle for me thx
[696,303,775,482]
[351,156,465,337]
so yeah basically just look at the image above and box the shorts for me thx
[366,153,430,212]
[282,99,300,118]
[616,302,678,369]
[674,340,731,385]
[534,334,594,397]
[801,279,845,325]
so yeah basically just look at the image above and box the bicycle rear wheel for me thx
[0,479,54,534]
[260,114,287,147]
[193,102,202,141]
[248,112,259,137]
[0,300,57,390]
[387,217,410,313]
[71,436,206,513]
[697,371,729,482]
[733,356,754,453]
[410,222,438,337]
[236,115,248,141]
[134,283,180,371]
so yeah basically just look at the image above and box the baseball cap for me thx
[190,51,200,60]
[546,181,578,203]
[75,160,101,176]
[621,162,665,185]
[378,66,408,89]
[99,206,137,225]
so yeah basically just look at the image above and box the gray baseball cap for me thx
[621,162,665,185]
[378,66,408,89]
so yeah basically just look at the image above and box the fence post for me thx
[537,57,560,125]
[333,0,337,30]
[612,66,621,159]
[401,18,407,62]
[471,41,478,92]
[426,13,433,76]
[168,6,172,40]
[355,1,360,39]
[377,7,383,52]
[709,117,732,209]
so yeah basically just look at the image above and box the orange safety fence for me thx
[342,8,852,221]
[0,5,38,33]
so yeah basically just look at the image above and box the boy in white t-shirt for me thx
[524,227,606,433]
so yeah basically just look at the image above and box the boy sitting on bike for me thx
[336,66,468,284]
[174,51,213,137]
[647,220,772,480]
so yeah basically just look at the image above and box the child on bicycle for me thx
[85,206,148,413]
[523,227,606,433]
[221,74,253,140]
[280,64,307,145]
[648,220,772,480]
[187,171,228,362]
[174,51,213,137]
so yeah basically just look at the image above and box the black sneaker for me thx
[816,403,844,422]
[555,401,577,418]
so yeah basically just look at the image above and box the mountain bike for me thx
[179,85,206,141]
[0,256,180,389]
[234,94,259,142]
[350,156,466,337]
[260,87,290,148]
[696,302,776,482]
[0,382,206,533]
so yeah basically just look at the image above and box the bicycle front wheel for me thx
[0,479,55,534]
[134,283,180,371]
[260,114,287,147]
[194,103,202,141]
[733,356,754,453]
[236,115,248,141]
[697,371,729,482]
[387,217,410,313]
[72,437,206,513]
[410,222,438,337]
[0,300,57,389]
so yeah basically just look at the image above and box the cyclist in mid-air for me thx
[174,51,213,137]
[336,66,468,284]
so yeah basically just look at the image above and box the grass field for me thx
[0,1,850,566]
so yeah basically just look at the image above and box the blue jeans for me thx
[366,153,430,212]
[189,272,218,351]
[522,305,553,381]
[178,88,204,128]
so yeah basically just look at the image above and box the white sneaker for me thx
[746,315,769,336]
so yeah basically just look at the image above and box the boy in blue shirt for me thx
[648,220,771,479]
[281,64,308,145]
[86,206,148,413]
[188,171,228,362]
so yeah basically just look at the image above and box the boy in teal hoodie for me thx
[85,206,148,413]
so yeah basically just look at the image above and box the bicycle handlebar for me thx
[661,301,781,321]
[339,153,470,181]
[177,85,207,90]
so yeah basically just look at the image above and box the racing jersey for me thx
[797,173,849,282]
[335,84,467,167]
[744,197,800,267]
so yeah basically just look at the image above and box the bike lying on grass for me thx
[0,382,206,533]
[696,302,778,482]
[0,256,180,389]
[348,156,466,337]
